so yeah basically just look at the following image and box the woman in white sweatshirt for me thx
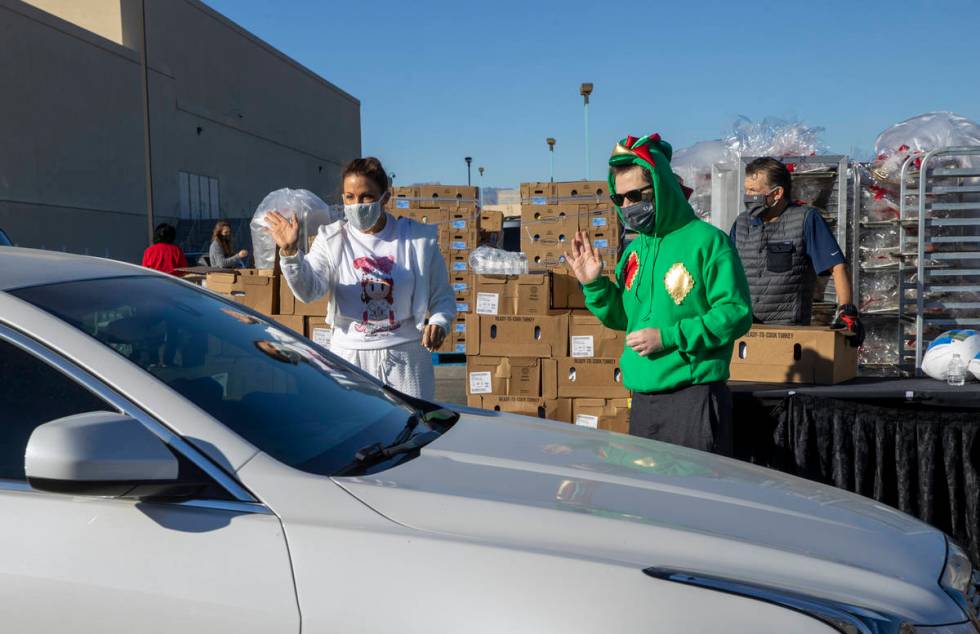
[265,157,455,400]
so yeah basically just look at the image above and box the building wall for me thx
[0,0,360,262]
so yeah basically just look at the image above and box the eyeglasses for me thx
[610,186,653,206]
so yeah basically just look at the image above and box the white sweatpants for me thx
[329,340,435,400]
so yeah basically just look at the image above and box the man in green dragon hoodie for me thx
[565,133,752,455]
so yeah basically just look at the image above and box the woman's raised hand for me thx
[264,211,300,254]
[564,230,603,285]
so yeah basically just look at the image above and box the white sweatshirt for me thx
[279,215,456,345]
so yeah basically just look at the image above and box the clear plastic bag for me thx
[469,246,529,275]
[859,271,899,314]
[871,112,980,184]
[858,318,899,367]
[671,140,729,221]
[249,188,341,269]
[723,115,827,158]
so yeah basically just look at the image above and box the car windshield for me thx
[13,275,426,476]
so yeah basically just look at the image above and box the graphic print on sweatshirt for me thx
[624,251,640,291]
[352,255,401,335]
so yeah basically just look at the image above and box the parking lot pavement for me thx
[435,364,466,405]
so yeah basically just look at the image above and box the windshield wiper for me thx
[334,430,442,477]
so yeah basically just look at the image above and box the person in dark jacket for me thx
[142,223,187,276]
[730,157,864,345]
[209,221,249,268]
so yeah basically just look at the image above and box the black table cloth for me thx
[730,378,980,566]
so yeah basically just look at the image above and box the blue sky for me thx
[205,0,980,188]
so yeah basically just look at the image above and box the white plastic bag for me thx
[871,112,980,184]
[724,115,827,158]
[249,188,341,269]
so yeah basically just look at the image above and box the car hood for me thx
[336,412,960,624]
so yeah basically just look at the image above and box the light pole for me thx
[478,166,485,206]
[580,82,593,180]
[546,137,556,182]
[465,156,473,186]
[390,172,396,188]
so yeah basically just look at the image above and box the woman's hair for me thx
[212,220,233,256]
[153,223,176,245]
[341,157,390,197]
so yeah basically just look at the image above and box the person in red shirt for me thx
[141,223,188,276]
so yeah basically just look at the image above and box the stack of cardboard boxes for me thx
[465,182,629,432]
[386,185,502,354]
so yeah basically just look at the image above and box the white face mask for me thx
[344,200,384,232]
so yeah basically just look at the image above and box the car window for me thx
[0,338,113,480]
[13,276,421,477]
[0,228,10,247]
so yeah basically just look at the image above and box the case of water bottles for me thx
[469,247,529,275]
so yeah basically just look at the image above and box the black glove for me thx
[832,303,865,348]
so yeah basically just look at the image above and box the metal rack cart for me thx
[897,147,980,373]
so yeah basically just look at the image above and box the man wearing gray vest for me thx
[730,157,864,345]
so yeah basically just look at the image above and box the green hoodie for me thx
[582,134,752,393]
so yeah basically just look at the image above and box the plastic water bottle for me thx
[946,354,966,386]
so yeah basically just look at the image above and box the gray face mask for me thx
[344,200,384,232]
[744,188,778,217]
[621,200,656,233]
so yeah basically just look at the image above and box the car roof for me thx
[0,247,154,291]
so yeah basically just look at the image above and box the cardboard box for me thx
[270,314,305,334]
[389,186,420,210]
[448,251,470,274]
[210,269,279,315]
[557,357,629,398]
[419,185,479,207]
[473,273,550,316]
[205,271,238,295]
[279,281,329,316]
[466,313,568,358]
[450,273,473,296]
[557,180,607,200]
[729,325,859,384]
[569,312,626,358]
[474,396,572,423]
[455,289,473,314]
[580,207,619,232]
[466,356,557,398]
[573,398,630,433]
[520,205,578,254]
[520,182,559,205]
[551,272,585,309]
[395,208,450,226]
[304,316,332,348]
[523,244,568,269]
[480,210,504,232]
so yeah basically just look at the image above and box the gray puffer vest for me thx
[733,205,816,325]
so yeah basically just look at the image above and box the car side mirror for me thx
[25,411,193,499]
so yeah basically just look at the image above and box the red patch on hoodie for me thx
[624,251,640,291]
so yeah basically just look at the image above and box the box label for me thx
[455,322,466,333]
[452,219,467,230]
[593,239,609,249]
[575,414,599,429]
[570,335,595,358]
[476,292,500,315]
[592,217,608,227]
[469,371,493,394]
[311,327,331,347]
[454,343,466,353]
[532,196,548,206]
[453,282,469,293]
[453,261,468,271]
[452,241,468,250]
[396,199,410,209]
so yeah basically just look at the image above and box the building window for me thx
[178,172,220,220]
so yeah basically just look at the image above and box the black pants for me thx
[629,382,733,457]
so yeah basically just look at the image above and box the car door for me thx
[0,329,299,634]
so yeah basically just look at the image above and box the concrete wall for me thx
[0,0,360,263]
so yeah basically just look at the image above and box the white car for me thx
[0,247,977,634]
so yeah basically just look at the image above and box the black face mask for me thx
[621,200,656,233]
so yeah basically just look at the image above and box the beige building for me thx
[1,0,360,262]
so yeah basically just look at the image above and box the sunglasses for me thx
[610,185,653,206]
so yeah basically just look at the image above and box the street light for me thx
[580,82,593,180]
[478,166,485,206]
[465,156,473,186]
[390,172,396,188]
[546,137,556,182]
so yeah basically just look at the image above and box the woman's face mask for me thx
[344,199,384,232]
